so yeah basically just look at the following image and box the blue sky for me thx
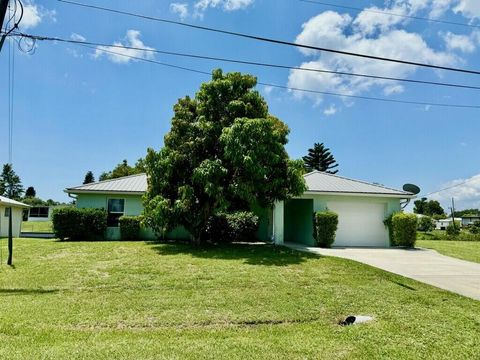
[1,0,480,210]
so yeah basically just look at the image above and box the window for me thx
[4,208,10,217]
[29,207,49,218]
[107,199,125,227]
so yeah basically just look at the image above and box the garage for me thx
[327,201,388,247]
[272,171,415,248]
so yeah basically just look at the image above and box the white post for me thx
[273,200,284,245]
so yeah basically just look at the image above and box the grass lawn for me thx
[21,221,53,233]
[417,239,480,263]
[0,239,479,359]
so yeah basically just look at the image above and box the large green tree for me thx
[0,163,24,200]
[83,171,95,184]
[99,159,145,181]
[143,70,306,245]
[413,198,445,217]
[25,186,36,198]
[302,143,339,173]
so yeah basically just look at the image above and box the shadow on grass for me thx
[0,288,59,296]
[147,242,320,266]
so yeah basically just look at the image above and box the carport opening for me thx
[284,199,314,246]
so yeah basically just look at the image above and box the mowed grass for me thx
[0,239,479,359]
[417,239,480,263]
[21,221,53,233]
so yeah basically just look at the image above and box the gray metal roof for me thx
[0,196,29,208]
[65,171,413,198]
[66,173,148,194]
[304,171,414,197]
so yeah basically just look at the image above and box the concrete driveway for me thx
[285,242,480,300]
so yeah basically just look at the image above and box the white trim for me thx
[301,191,415,199]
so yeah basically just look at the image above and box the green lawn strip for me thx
[417,240,480,263]
[0,239,479,359]
[21,221,53,233]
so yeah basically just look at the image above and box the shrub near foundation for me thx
[313,211,338,248]
[392,213,417,247]
[119,216,142,240]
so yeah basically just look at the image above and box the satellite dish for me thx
[403,183,420,195]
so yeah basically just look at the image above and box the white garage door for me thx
[327,201,388,247]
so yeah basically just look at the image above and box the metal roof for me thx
[65,173,148,194]
[0,196,29,208]
[304,171,414,197]
[65,171,413,198]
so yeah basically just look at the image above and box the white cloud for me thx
[94,30,155,64]
[430,174,480,209]
[170,2,189,20]
[442,31,477,52]
[288,8,457,105]
[453,0,480,20]
[70,33,86,42]
[15,1,56,30]
[323,104,337,116]
[193,0,253,18]
[263,85,273,95]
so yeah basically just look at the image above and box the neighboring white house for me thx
[26,205,62,222]
[461,215,480,227]
[0,196,29,237]
[435,218,462,230]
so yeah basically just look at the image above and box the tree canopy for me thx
[413,198,445,217]
[83,171,95,184]
[302,143,339,174]
[99,159,145,181]
[0,163,24,200]
[143,70,306,244]
[25,186,36,198]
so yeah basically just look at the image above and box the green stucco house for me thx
[65,171,414,246]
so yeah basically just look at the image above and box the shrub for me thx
[446,222,461,238]
[469,221,480,234]
[383,213,395,245]
[206,211,259,243]
[417,216,435,232]
[119,215,142,240]
[313,211,338,248]
[52,207,107,241]
[392,213,417,247]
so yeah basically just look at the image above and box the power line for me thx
[299,0,480,29]
[424,176,479,197]
[73,43,480,109]
[10,31,480,91]
[56,0,480,76]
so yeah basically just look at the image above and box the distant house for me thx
[435,218,462,230]
[461,215,480,227]
[26,205,63,222]
[65,171,415,247]
[0,196,29,237]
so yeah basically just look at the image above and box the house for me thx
[26,205,63,222]
[435,218,462,230]
[0,196,29,237]
[65,171,415,247]
[461,214,480,227]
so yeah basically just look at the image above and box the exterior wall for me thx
[74,193,196,241]
[0,206,23,237]
[284,199,314,246]
[273,194,402,247]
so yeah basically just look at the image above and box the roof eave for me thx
[64,189,145,196]
[302,191,416,199]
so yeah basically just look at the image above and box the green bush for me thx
[383,213,396,245]
[417,216,435,232]
[469,221,480,234]
[52,207,107,241]
[392,213,417,247]
[446,222,461,238]
[119,216,142,240]
[313,211,338,248]
[206,211,259,243]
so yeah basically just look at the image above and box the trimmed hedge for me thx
[119,215,142,240]
[391,213,417,247]
[313,211,338,248]
[52,207,107,241]
[206,211,259,243]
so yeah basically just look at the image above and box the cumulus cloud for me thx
[442,31,477,52]
[288,4,458,105]
[14,0,56,29]
[94,30,155,64]
[453,0,480,20]
[323,104,337,116]
[170,2,189,20]
[430,174,480,209]
[194,0,253,18]
[70,33,86,42]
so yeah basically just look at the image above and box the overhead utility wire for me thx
[73,43,480,109]
[423,177,479,197]
[10,31,480,91]
[56,0,480,76]
[299,0,480,29]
